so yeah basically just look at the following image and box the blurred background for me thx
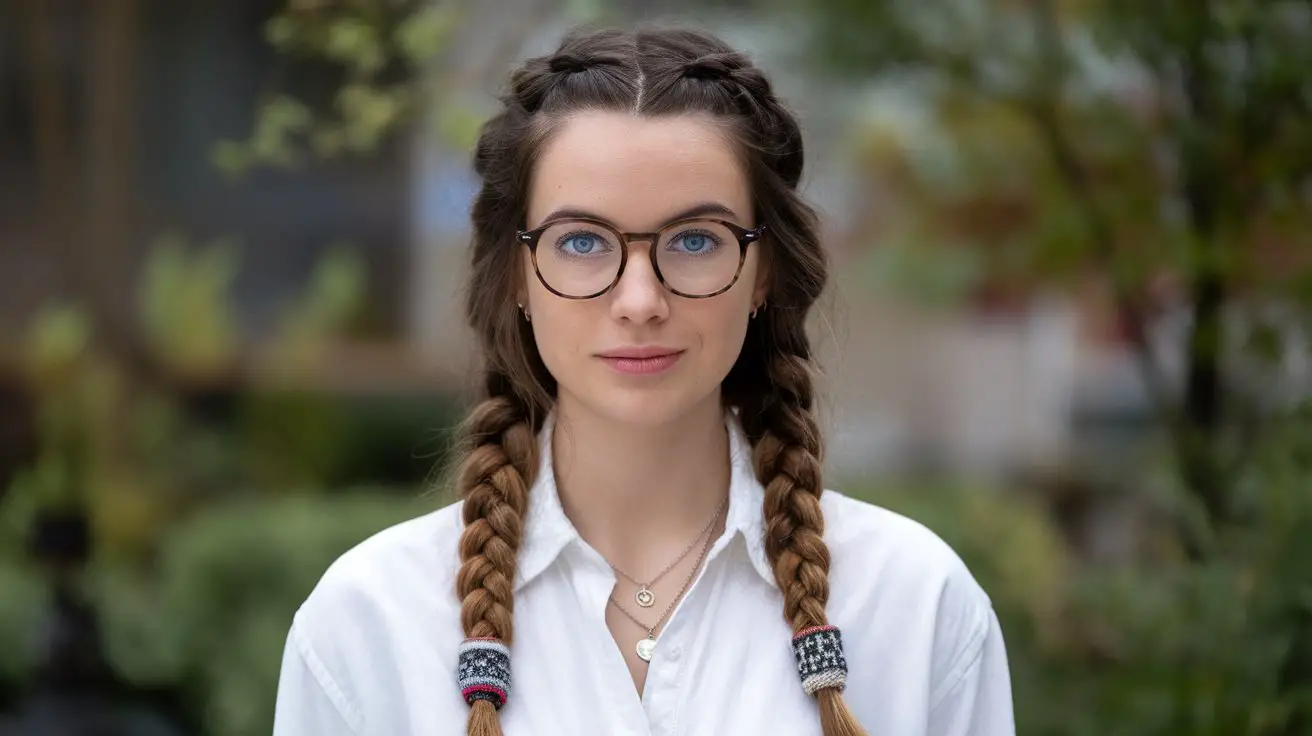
[0,0,1309,734]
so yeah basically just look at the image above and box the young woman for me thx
[273,25,1015,736]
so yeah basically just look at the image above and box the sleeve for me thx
[927,606,1016,736]
[273,620,363,736]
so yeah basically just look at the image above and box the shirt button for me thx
[667,645,682,659]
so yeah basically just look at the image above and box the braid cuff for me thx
[791,625,848,695]
[458,638,511,710]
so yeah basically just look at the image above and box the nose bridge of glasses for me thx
[622,230,661,248]
[611,231,666,295]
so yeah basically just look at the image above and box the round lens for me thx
[534,220,623,297]
[655,220,742,296]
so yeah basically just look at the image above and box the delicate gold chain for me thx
[607,501,722,637]
[606,495,728,590]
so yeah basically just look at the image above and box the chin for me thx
[563,380,718,429]
[596,389,696,427]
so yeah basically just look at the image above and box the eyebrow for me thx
[536,201,741,229]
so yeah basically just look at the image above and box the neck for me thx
[551,393,732,571]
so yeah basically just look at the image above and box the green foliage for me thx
[850,401,1312,735]
[23,304,93,378]
[261,244,368,376]
[393,5,461,68]
[238,389,465,491]
[0,489,429,734]
[0,559,44,694]
[213,1,462,176]
[799,0,1310,563]
[4,233,377,564]
[138,234,243,383]
[3,232,456,730]
[19,304,117,510]
[211,97,315,175]
[92,491,429,736]
[1055,404,1312,735]
[237,390,350,490]
[804,0,1311,303]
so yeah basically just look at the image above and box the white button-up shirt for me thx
[273,415,1015,735]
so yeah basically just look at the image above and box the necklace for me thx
[607,501,722,662]
[606,495,728,610]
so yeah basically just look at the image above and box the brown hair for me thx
[453,25,864,736]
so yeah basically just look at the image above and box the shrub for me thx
[93,490,432,736]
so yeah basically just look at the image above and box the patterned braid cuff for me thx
[791,625,848,695]
[457,638,511,710]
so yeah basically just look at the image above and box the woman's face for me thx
[522,111,766,427]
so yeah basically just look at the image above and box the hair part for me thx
[453,23,864,736]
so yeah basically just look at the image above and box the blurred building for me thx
[1,0,412,345]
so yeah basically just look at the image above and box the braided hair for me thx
[454,25,865,736]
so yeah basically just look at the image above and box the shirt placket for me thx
[566,530,734,736]
[639,611,689,736]
[641,534,736,736]
[566,543,655,736]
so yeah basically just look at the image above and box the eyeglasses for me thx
[515,216,766,299]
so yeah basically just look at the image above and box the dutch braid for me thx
[745,342,866,736]
[453,371,541,736]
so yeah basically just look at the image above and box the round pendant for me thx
[635,586,656,608]
[635,636,656,662]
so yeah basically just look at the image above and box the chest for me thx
[364,544,932,735]
[502,584,825,736]
[468,550,826,736]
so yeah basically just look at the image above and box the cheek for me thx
[525,290,599,385]
[692,298,752,374]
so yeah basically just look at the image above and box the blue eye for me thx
[560,233,602,256]
[671,230,720,254]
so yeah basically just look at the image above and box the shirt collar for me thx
[514,410,776,592]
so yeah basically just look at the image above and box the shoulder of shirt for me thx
[819,488,996,708]
[286,499,466,721]
[818,488,986,599]
[295,497,465,624]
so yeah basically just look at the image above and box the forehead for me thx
[527,111,751,230]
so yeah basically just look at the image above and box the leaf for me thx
[336,83,407,151]
[210,139,252,178]
[23,303,92,376]
[0,560,44,687]
[394,4,460,67]
[263,14,298,52]
[324,16,384,77]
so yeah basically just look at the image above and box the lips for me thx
[596,347,684,375]
[597,346,682,360]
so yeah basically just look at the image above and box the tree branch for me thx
[1172,6,1235,527]
[1027,0,1226,560]
[1027,0,1184,435]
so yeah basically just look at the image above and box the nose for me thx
[609,239,669,324]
